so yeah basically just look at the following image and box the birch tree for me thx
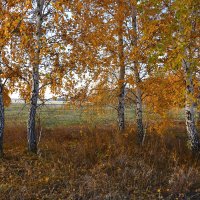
[129,1,144,142]
[0,0,30,157]
[117,0,126,131]
[27,0,44,153]
[69,0,162,135]
[26,0,71,153]
[176,0,199,152]
[159,0,200,151]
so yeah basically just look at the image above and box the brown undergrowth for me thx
[0,124,200,199]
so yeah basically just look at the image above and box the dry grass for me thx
[1,125,200,200]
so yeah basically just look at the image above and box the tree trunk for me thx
[0,78,4,158]
[135,82,144,144]
[183,59,200,152]
[27,75,39,153]
[131,5,144,144]
[118,70,125,131]
[27,0,43,153]
[117,1,125,131]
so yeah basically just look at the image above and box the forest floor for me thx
[1,124,200,200]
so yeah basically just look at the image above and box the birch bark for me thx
[27,0,44,153]
[183,59,200,152]
[117,0,125,131]
[131,5,144,143]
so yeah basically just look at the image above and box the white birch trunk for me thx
[118,64,125,131]
[135,80,144,143]
[27,0,44,153]
[183,59,200,152]
[131,5,144,143]
[117,1,125,131]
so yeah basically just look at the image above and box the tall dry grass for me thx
[0,124,200,199]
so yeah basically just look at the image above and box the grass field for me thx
[5,103,186,128]
[5,103,137,128]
